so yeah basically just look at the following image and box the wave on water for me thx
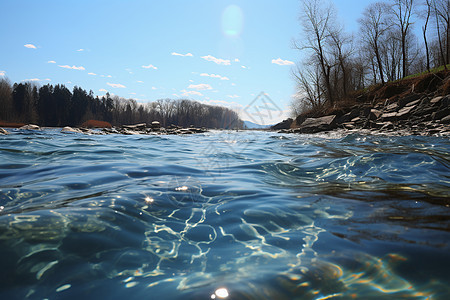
[0,129,449,299]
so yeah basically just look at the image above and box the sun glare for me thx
[222,5,244,37]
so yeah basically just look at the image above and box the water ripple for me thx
[0,130,448,299]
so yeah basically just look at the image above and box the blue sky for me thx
[0,0,370,123]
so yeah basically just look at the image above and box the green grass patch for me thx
[402,64,450,80]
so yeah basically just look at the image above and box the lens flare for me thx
[222,5,243,37]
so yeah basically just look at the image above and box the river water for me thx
[0,129,449,299]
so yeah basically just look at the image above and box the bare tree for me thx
[435,0,450,63]
[359,2,392,84]
[292,64,324,111]
[431,0,448,67]
[392,0,415,78]
[294,0,337,105]
[329,26,354,97]
[423,0,432,71]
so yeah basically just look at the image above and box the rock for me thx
[428,128,444,135]
[372,122,387,129]
[122,129,140,135]
[19,124,40,130]
[405,99,421,107]
[342,122,355,129]
[79,128,95,134]
[190,128,207,133]
[361,106,372,117]
[384,103,399,112]
[271,118,293,130]
[297,115,336,133]
[102,127,119,134]
[151,121,161,129]
[381,112,397,121]
[61,126,82,133]
[0,128,8,135]
[432,107,450,120]
[380,122,394,130]
[123,123,147,130]
[440,115,450,124]
[399,93,421,108]
[349,107,362,119]
[369,109,382,120]
[430,96,443,104]
[412,106,435,117]
[278,129,292,133]
[178,128,193,134]
[396,105,415,119]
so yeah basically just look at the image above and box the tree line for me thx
[291,0,450,116]
[0,79,243,129]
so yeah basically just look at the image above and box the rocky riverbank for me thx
[0,121,209,136]
[278,93,449,136]
[276,71,450,136]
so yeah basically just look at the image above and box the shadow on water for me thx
[0,130,448,299]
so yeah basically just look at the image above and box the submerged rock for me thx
[19,124,40,130]
[61,126,82,134]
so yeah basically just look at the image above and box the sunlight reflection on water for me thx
[0,130,448,299]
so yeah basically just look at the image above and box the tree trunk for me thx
[375,42,385,84]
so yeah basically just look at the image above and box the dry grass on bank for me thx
[81,120,112,128]
[0,121,26,128]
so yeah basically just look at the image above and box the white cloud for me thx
[130,92,137,95]
[47,60,56,64]
[200,73,229,80]
[227,95,240,99]
[271,58,295,66]
[22,78,51,82]
[0,71,5,76]
[151,87,157,90]
[88,72,97,76]
[76,49,84,52]
[181,89,203,97]
[137,80,144,83]
[234,58,240,62]
[201,55,231,65]
[241,65,247,69]
[107,82,126,88]
[200,99,244,109]
[59,65,85,70]
[188,83,213,90]
[107,75,112,78]
[24,44,37,49]
[171,52,193,57]
[99,88,108,93]
[142,64,157,70]
[231,83,236,86]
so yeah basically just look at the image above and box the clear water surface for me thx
[0,129,449,299]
